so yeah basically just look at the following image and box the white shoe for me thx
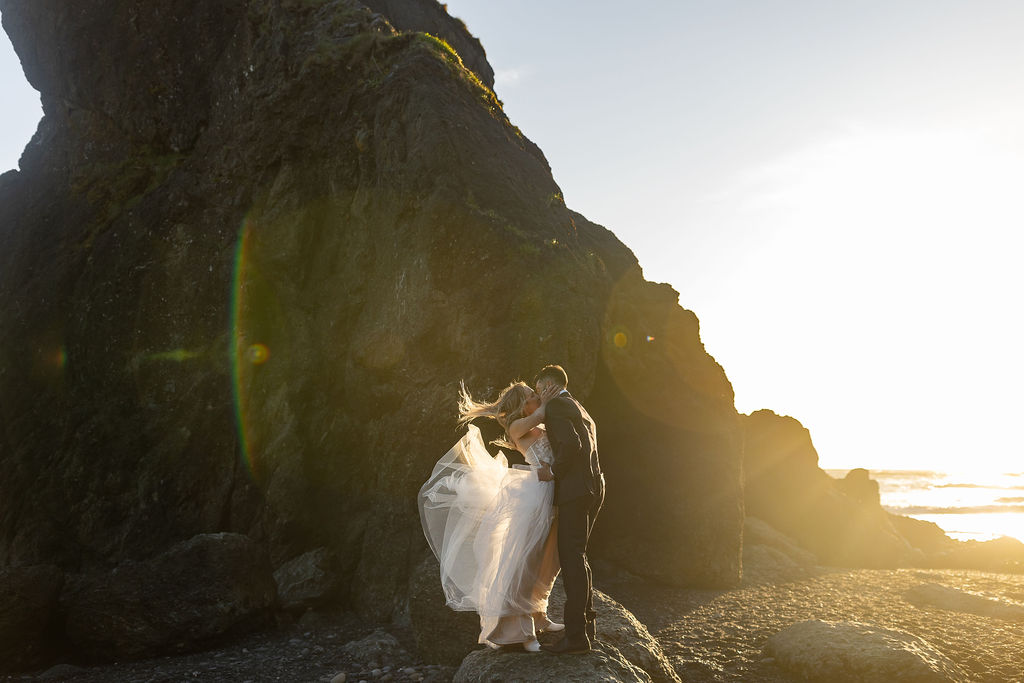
[523,638,541,652]
[485,641,500,650]
[541,621,565,633]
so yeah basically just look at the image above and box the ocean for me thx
[826,469,1024,543]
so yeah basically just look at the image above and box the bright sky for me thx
[3,3,1023,472]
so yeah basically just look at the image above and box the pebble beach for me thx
[6,564,1023,682]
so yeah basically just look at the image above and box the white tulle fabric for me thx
[418,425,559,645]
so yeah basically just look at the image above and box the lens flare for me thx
[231,215,257,479]
[245,343,270,365]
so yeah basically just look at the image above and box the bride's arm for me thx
[507,385,560,444]
[508,407,545,443]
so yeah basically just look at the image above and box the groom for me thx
[535,365,605,654]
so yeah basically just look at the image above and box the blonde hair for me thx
[457,380,532,450]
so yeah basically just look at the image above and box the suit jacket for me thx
[545,391,602,504]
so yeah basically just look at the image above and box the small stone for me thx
[380,675,393,682]
[401,668,416,676]
[371,669,382,678]
[330,674,347,683]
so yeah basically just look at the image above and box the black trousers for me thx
[556,475,605,642]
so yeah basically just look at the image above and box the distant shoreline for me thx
[825,469,1024,544]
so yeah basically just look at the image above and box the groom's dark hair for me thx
[535,364,568,388]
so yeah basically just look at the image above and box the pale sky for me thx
[3,3,1023,472]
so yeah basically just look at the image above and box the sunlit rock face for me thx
[742,410,913,567]
[0,0,743,642]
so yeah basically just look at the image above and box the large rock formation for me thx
[743,410,914,567]
[0,0,742,666]
[744,410,1024,573]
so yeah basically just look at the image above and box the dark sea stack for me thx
[742,410,912,567]
[0,0,743,663]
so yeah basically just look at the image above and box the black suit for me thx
[545,391,604,644]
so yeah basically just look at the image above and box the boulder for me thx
[61,533,276,660]
[274,547,342,612]
[454,641,651,683]
[836,468,880,506]
[0,564,64,672]
[546,580,680,683]
[408,555,481,666]
[905,583,1024,621]
[763,619,967,682]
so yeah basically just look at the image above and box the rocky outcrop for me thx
[274,547,343,613]
[60,533,277,660]
[0,565,64,672]
[455,642,652,683]
[835,468,880,505]
[545,581,680,683]
[743,410,914,567]
[763,620,968,682]
[744,412,1024,573]
[360,0,494,89]
[0,3,743,659]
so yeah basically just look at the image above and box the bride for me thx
[418,380,563,652]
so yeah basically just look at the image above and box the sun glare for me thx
[710,117,1024,474]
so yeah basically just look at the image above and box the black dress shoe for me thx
[540,636,591,655]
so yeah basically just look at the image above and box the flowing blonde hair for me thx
[457,380,532,450]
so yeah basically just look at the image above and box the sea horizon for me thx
[825,468,1024,544]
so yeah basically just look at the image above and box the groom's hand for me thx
[539,384,560,405]
[537,464,554,481]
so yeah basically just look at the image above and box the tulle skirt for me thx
[418,425,559,645]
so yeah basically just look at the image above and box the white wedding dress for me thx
[418,425,560,646]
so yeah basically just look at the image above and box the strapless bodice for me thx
[524,433,553,467]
